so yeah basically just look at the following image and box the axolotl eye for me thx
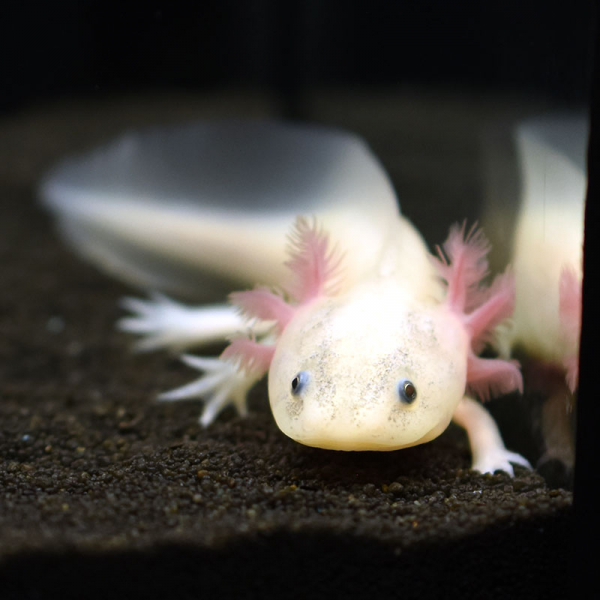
[398,379,417,404]
[291,371,310,395]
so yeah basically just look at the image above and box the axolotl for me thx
[40,121,531,475]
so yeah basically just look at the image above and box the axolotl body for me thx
[40,121,530,475]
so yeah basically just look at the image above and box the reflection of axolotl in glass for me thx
[41,121,536,475]
[483,115,586,476]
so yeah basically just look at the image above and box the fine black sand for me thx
[0,93,573,599]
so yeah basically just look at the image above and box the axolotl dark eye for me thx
[398,379,417,404]
[291,371,309,395]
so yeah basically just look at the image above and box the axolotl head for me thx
[267,287,469,451]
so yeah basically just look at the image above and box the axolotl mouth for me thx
[290,426,447,452]
[274,402,454,452]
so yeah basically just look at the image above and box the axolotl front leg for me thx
[118,294,270,426]
[453,397,531,476]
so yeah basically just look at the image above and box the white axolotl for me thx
[40,121,531,475]
[504,116,585,393]
[483,114,587,471]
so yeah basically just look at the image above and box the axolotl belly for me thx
[40,121,530,475]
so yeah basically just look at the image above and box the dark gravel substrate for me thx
[0,93,572,600]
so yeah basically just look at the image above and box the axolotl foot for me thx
[471,447,532,477]
[158,355,260,426]
[118,293,246,352]
[453,396,532,476]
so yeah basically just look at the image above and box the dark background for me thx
[1,1,595,115]
[1,2,598,597]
